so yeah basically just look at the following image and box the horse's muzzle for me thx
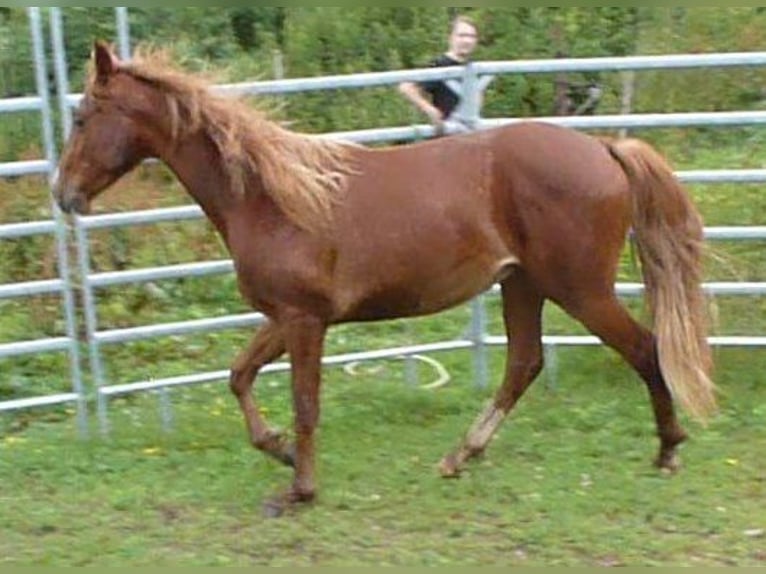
[55,186,90,215]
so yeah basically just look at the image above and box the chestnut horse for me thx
[55,42,715,513]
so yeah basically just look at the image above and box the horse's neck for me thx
[158,133,237,240]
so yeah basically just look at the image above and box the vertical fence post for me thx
[159,388,174,431]
[28,9,54,162]
[460,61,480,131]
[30,7,88,436]
[544,342,559,391]
[470,296,489,389]
[404,340,419,387]
[460,62,490,389]
[49,8,72,139]
[115,7,131,60]
[73,222,111,435]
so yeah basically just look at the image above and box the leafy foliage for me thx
[2,7,766,138]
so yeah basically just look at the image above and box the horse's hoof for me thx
[262,498,286,519]
[261,488,314,518]
[439,454,462,479]
[655,452,682,474]
[287,489,316,505]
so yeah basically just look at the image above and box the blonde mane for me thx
[92,49,355,234]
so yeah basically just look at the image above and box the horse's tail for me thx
[606,138,716,422]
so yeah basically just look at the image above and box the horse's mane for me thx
[90,48,355,234]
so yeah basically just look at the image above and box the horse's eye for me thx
[73,113,85,129]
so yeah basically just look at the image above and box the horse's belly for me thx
[417,256,516,313]
[338,255,518,322]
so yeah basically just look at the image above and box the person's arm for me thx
[398,81,445,129]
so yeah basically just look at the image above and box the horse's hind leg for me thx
[229,321,294,467]
[562,293,687,471]
[440,274,545,478]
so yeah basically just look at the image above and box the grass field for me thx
[1,346,764,566]
[0,130,765,565]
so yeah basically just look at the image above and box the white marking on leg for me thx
[465,402,506,452]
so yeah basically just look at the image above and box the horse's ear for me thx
[93,40,120,84]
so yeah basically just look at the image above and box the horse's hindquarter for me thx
[486,123,633,298]
[332,136,518,322]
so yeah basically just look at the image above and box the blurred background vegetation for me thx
[3,7,766,153]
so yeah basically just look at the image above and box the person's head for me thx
[447,15,478,62]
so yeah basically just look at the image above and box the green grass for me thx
[0,347,764,566]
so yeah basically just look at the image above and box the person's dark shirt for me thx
[419,54,463,119]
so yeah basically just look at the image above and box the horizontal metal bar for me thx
[218,66,467,96]
[100,369,233,396]
[326,125,438,144]
[61,53,766,105]
[488,282,766,298]
[612,282,766,297]
[327,121,766,152]
[319,340,475,367]
[99,339,474,397]
[486,335,766,348]
[0,219,57,239]
[481,111,766,131]
[0,279,64,300]
[678,170,766,184]
[476,52,766,75]
[0,96,43,113]
[94,313,265,345]
[76,205,204,230]
[0,337,71,359]
[705,227,766,240]
[88,260,234,288]
[0,392,80,412]
[702,282,766,296]
[708,336,766,346]
[64,93,82,107]
[0,160,51,178]
[325,122,473,143]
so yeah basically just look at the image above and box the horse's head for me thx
[54,41,150,214]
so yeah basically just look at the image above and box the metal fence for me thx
[1,7,765,435]
[0,8,85,434]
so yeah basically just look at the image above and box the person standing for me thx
[398,15,479,134]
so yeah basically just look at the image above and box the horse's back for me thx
[486,122,628,197]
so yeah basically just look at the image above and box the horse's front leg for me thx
[229,321,294,466]
[267,312,327,512]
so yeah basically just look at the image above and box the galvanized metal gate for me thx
[1,7,765,436]
[0,8,85,433]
